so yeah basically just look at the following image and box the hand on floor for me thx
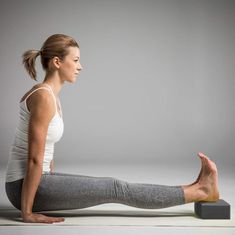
[22,212,65,224]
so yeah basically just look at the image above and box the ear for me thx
[51,56,62,69]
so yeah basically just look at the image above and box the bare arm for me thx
[20,90,64,223]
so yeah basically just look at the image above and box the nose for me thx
[78,62,83,71]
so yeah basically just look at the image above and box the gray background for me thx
[0,0,234,174]
[0,1,235,233]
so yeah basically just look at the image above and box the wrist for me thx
[21,210,32,217]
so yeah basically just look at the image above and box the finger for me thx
[41,218,54,224]
[39,219,53,224]
[37,215,55,224]
[52,218,65,222]
[45,221,54,224]
[49,217,65,223]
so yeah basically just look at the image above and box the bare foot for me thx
[196,152,219,201]
[183,152,219,203]
[188,154,204,186]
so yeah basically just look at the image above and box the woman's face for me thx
[58,46,83,83]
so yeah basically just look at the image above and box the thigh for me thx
[33,171,117,212]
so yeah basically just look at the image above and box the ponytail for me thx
[22,50,41,81]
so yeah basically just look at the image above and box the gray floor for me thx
[0,163,234,235]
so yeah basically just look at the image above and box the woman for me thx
[5,34,219,224]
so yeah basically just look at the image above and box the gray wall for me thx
[0,0,234,172]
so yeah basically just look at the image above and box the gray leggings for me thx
[5,172,185,212]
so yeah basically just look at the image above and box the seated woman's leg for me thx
[33,172,185,212]
[5,152,219,213]
[5,172,185,212]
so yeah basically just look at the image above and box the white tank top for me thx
[5,84,64,182]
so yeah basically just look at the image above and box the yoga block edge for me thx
[194,199,230,219]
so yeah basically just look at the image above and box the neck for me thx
[43,72,64,96]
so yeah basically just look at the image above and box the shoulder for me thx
[27,85,55,118]
[21,84,51,102]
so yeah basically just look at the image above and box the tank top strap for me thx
[23,85,61,117]
[44,84,62,117]
[24,86,51,103]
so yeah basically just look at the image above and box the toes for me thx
[198,153,206,168]
[198,152,212,167]
[193,153,205,184]
[198,153,211,175]
[198,153,206,166]
[198,152,205,158]
[198,152,210,160]
[202,156,217,173]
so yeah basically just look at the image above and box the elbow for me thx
[27,157,43,169]
[25,157,43,178]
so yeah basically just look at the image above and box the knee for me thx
[108,177,128,188]
[111,177,131,199]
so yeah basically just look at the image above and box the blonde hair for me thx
[22,34,79,81]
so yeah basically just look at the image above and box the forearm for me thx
[21,159,43,216]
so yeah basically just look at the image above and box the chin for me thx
[66,76,77,83]
[66,80,76,84]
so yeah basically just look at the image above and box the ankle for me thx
[182,183,207,203]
